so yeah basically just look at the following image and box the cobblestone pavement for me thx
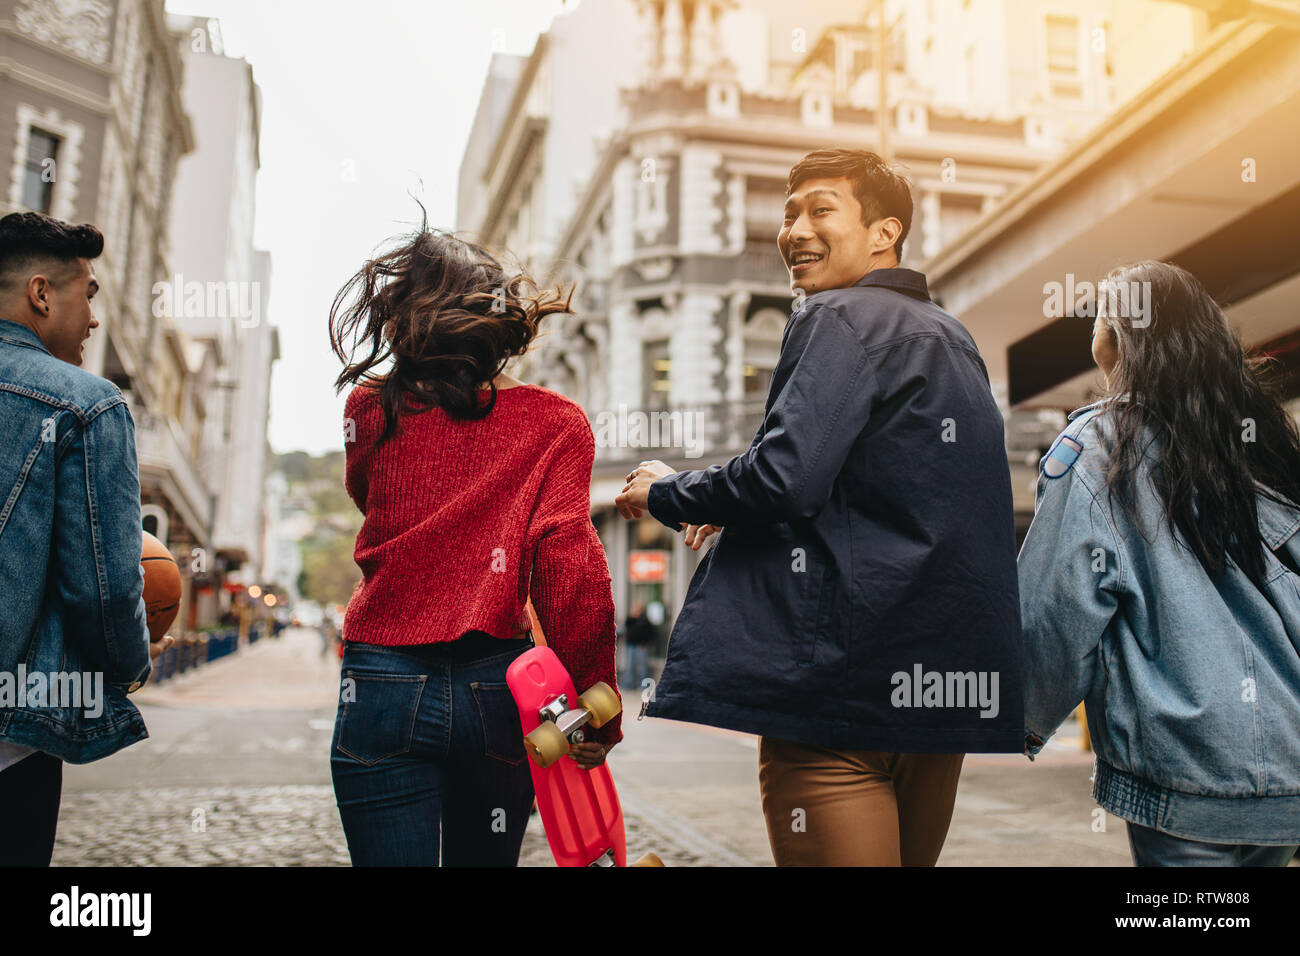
[53,786,350,867]
[50,784,710,867]
[52,627,1145,866]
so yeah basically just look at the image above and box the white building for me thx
[166,15,279,618]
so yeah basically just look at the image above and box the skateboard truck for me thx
[523,680,619,768]
[537,694,590,744]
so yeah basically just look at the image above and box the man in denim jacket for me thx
[0,212,167,866]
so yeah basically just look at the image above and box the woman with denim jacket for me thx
[1019,260,1300,866]
[327,211,620,866]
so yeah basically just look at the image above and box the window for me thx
[644,339,671,412]
[743,309,786,399]
[22,128,59,213]
[1046,14,1081,100]
[745,178,788,245]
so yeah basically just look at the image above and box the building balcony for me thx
[733,243,789,286]
[128,399,213,544]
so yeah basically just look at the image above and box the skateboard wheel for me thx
[577,682,621,728]
[631,851,665,867]
[524,721,569,768]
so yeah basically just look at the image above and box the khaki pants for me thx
[758,737,964,866]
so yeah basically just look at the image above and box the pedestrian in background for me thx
[621,600,655,690]
[328,207,620,866]
[1019,261,1300,866]
[0,212,169,866]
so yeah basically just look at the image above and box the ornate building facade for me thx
[459,0,1201,632]
[166,14,278,627]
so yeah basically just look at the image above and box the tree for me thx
[298,531,360,608]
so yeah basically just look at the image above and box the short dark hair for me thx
[787,148,913,259]
[0,211,103,294]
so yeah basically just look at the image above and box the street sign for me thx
[629,550,667,582]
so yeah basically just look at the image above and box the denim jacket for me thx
[1020,399,1300,844]
[0,319,151,764]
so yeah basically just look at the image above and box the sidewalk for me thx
[133,625,340,711]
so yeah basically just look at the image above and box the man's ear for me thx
[872,217,903,258]
[26,273,52,315]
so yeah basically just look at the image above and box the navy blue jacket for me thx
[645,268,1023,752]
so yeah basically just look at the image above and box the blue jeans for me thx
[330,633,535,866]
[1127,822,1298,866]
[623,643,651,689]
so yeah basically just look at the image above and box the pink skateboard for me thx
[507,646,660,867]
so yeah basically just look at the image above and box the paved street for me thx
[55,627,1131,866]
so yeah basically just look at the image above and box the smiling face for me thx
[779,176,900,294]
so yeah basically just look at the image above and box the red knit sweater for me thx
[342,382,622,747]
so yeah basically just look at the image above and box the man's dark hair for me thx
[787,148,913,260]
[0,211,104,295]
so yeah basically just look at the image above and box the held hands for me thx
[681,523,722,551]
[614,460,722,548]
[615,460,676,519]
[148,636,174,661]
[569,741,609,769]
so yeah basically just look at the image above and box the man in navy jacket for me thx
[616,149,1022,866]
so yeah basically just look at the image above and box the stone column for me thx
[688,0,718,82]
[662,0,685,80]
[636,0,660,82]
[726,290,750,403]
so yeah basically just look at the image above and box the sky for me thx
[163,0,580,455]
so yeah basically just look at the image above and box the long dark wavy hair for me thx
[330,203,573,444]
[1098,260,1300,585]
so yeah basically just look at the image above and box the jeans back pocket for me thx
[471,682,526,766]
[335,672,426,766]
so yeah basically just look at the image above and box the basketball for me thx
[141,530,181,642]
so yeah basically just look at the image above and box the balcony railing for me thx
[129,400,213,540]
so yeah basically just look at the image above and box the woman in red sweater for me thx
[327,215,621,866]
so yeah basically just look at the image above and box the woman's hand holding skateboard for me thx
[568,741,609,770]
